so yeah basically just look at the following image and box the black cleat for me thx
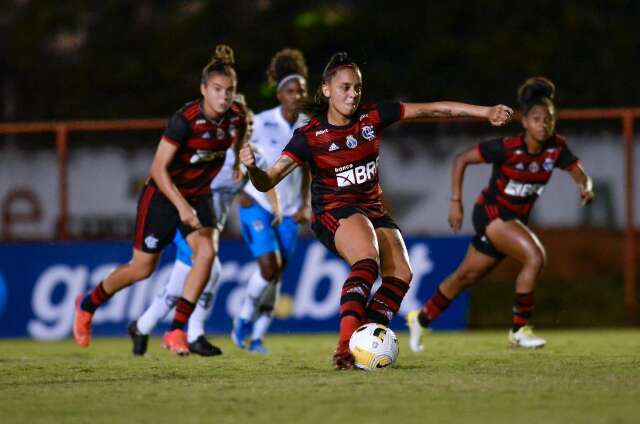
[128,320,148,356]
[189,335,223,357]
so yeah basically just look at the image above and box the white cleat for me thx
[508,325,546,349]
[406,310,425,352]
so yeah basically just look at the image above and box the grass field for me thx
[2,329,639,424]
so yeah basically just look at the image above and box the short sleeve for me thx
[282,132,312,164]
[376,101,404,128]
[477,138,505,163]
[556,142,580,170]
[162,113,190,146]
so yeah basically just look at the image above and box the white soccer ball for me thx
[349,323,399,371]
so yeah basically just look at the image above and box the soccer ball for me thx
[349,323,399,371]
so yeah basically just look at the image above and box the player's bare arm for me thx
[448,146,485,231]
[403,102,513,126]
[293,163,312,224]
[568,163,595,206]
[151,138,201,229]
[240,143,299,192]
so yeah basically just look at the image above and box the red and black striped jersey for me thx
[282,102,404,218]
[149,99,247,200]
[476,134,580,218]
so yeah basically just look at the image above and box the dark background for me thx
[2,0,639,122]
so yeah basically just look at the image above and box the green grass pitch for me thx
[1,330,639,424]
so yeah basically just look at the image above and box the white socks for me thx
[238,269,270,321]
[251,313,272,341]
[187,257,221,343]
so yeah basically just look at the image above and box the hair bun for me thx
[213,44,235,66]
[267,48,309,85]
[518,76,555,108]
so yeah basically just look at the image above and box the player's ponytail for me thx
[518,76,555,115]
[201,44,237,85]
[299,52,360,118]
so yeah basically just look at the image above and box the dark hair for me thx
[267,48,309,86]
[518,76,555,115]
[201,44,236,85]
[299,52,360,117]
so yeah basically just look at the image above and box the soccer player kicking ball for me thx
[73,45,247,355]
[239,51,512,369]
[407,77,594,351]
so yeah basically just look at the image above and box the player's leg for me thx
[407,245,500,352]
[248,216,300,353]
[187,256,223,356]
[485,218,547,348]
[232,202,281,348]
[330,213,380,369]
[365,226,412,326]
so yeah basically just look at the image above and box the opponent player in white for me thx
[231,49,311,353]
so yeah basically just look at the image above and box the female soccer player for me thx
[231,48,311,353]
[73,45,248,355]
[239,52,513,369]
[407,77,594,351]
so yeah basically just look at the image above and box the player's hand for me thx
[580,187,595,206]
[179,205,202,230]
[271,210,283,227]
[292,205,310,224]
[239,143,257,168]
[448,200,463,232]
[487,105,513,126]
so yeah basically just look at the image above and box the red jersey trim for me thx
[476,144,487,163]
[162,135,180,147]
[282,150,303,165]
[564,159,580,172]
[398,102,406,120]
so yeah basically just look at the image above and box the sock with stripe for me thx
[365,276,410,326]
[512,292,534,332]
[337,258,379,352]
[417,288,452,327]
[80,281,112,313]
[169,297,195,331]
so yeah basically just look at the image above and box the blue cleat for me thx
[248,339,269,354]
[230,318,251,349]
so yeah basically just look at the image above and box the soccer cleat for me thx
[508,325,546,349]
[230,318,251,349]
[162,329,190,356]
[73,294,93,348]
[248,339,269,354]
[333,348,355,370]
[127,320,148,356]
[406,310,425,353]
[189,336,222,357]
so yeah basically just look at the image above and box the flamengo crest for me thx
[361,125,375,141]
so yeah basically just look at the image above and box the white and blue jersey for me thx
[240,107,308,260]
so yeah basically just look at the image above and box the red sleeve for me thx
[162,112,190,147]
[477,138,504,163]
[282,132,312,164]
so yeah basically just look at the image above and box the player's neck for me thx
[202,101,223,122]
[281,107,298,125]
[523,133,544,154]
[326,108,351,126]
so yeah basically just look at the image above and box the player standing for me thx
[406,77,594,351]
[239,52,513,368]
[231,48,311,353]
[73,45,248,355]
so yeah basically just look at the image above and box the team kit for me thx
[72,46,594,370]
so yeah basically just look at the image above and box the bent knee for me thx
[526,247,546,270]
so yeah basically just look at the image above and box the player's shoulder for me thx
[357,101,378,113]
[175,99,200,121]
[503,135,522,150]
[229,100,248,118]
[550,133,567,147]
[295,116,323,137]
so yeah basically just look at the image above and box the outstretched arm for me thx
[567,163,595,206]
[239,143,299,192]
[448,146,485,232]
[403,102,513,126]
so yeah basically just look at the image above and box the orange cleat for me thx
[73,294,93,348]
[162,329,190,356]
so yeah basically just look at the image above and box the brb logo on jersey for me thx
[335,160,378,187]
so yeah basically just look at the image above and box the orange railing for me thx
[0,108,637,323]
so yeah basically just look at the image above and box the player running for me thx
[406,77,594,351]
[73,45,248,355]
[231,48,311,354]
[239,52,513,369]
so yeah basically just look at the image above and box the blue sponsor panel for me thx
[0,237,470,339]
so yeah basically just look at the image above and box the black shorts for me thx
[471,203,524,259]
[133,184,215,253]
[311,206,401,258]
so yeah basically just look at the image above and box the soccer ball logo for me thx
[349,323,399,370]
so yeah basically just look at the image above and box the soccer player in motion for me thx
[73,45,248,355]
[239,52,513,369]
[407,77,595,351]
[231,48,311,353]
